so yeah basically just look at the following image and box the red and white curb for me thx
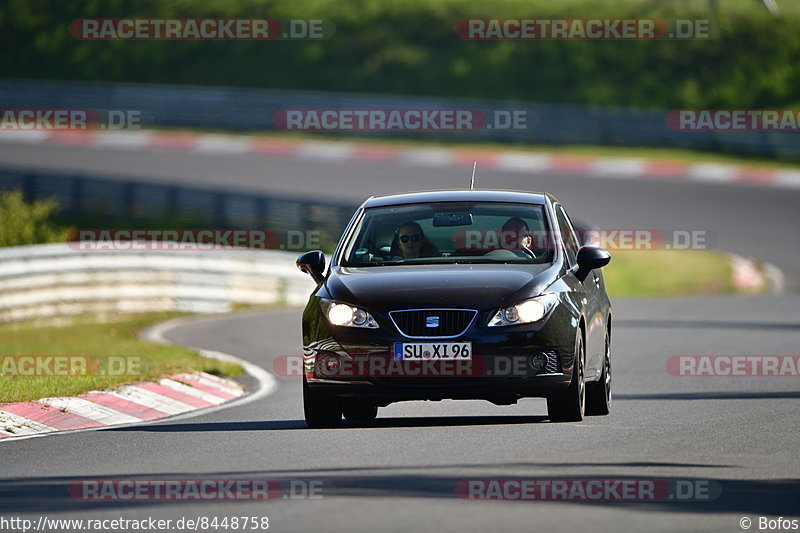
[2,129,800,189]
[0,316,277,442]
[730,254,785,294]
[0,372,243,440]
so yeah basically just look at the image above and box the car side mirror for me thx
[575,246,611,282]
[296,250,326,284]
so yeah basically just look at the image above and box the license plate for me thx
[394,342,472,360]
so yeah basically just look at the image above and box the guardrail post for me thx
[166,186,179,220]
[71,175,84,214]
[22,171,36,204]
[214,192,226,227]
[255,197,268,227]
[122,181,136,220]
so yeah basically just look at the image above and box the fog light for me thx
[529,353,548,371]
[323,356,341,373]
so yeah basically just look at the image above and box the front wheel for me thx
[303,376,342,428]
[586,332,612,416]
[547,332,585,422]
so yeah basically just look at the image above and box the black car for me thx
[296,189,612,427]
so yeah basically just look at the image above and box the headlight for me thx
[488,294,559,327]
[320,299,378,328]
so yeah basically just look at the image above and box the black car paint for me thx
[299,190,611,406]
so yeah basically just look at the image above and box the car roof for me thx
[362,189,556,208]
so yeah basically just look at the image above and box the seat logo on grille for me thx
[426,316,440,328]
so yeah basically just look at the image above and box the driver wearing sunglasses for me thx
[391,221,439,259]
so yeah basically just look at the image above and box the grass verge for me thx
[0,313,244,404]
[603,250,742,297]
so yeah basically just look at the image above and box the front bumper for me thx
[304,306,579,405]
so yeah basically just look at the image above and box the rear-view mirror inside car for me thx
[433,211,473,227]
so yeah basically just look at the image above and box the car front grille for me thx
[389,309,477,338]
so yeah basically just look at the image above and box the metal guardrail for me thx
[1,78,798,160]
[0,167,357,249]
[0,243,316,323]
[0,165,351,324]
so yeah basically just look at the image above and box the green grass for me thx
[0,190,74,247]
[603,250,740,297]
[0,313,244,403]
[6,0,800,117]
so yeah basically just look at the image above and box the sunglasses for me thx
[399,234,421,243]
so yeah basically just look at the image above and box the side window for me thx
[554,205,580,267]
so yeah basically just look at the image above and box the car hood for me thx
[326,263,559,311]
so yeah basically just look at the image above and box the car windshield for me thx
[340,201,555,266]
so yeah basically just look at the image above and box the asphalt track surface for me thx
[1,142,799,290]
[1,142,799,532]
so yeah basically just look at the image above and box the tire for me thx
[586,332,612,416]
[303,376,342,428]
[547,332,585,422]
[342,399,378,422]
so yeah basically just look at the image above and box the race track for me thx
[1,141,798,289]
[1,143,799,532]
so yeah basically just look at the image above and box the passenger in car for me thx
[390,221,439,259]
